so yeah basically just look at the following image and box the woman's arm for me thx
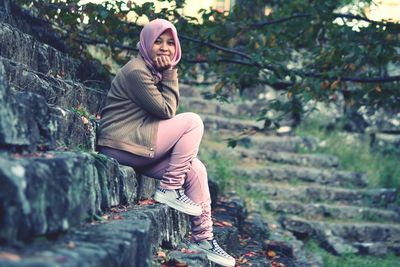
[122,67,179,119]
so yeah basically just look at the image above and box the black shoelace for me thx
[210,239,230,257]
[176,189,198,206]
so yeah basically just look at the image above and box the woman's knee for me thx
[179,112,204,131]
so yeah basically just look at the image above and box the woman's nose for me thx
[160,42,168,50]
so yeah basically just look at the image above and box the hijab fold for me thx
[137,19,181,81]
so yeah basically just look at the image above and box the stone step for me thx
[201,114,264,132]
[0,60,104,152]
[181,96,240,118]
[0,22,80,79]
[246,183,397,207]
[180,93,282,120]
[236,148,340,169]
[236,133,317,153]
[0,204,189,267]
[2,57,106,114]
[264,200,400,223]
[235,164,368,188]
[155,195,273,267]
[280,216,400,256]
[263,215,324,267]
[0,151,158,243]
[205,131,318,153]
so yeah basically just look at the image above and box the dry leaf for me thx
[174,262,188,267]
[111,215,123,220]
[180,248,198,254]
[0,252,21,261]
[267,250,276,258]
[67,241,76,249]
[157,251,167,259]
[139,199,156,206]
[214,220,233,227]
[81,116,89,124]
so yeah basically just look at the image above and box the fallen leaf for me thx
[81,116,89,124]
[236,255,248,264]
[267,250,276,258]
[110,207,118,213]
[213,207,227,212]
[180,248,198,254]
[111,215,123,220]
[214,220,233,227]
[67,241,76,249]
[139,199,156,206]
[0,252,21,261]
[245,251,257,257]
[174,262,188,267]
[157,251,167,259]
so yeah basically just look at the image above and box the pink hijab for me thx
[137,19,182,81]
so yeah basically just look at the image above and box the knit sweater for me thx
[96,55,179,158]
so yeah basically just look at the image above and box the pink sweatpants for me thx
[98,112,213,241]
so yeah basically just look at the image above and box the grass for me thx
[306,240,399,267]
[295,117,400,191]
[198,146,235,193]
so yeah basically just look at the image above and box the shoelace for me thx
[176,189,198,206]
[210,239,230,257]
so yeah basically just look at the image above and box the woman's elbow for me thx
[157,109,176,119]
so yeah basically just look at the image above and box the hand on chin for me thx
[153,55,172,71]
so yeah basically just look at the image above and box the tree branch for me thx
[179,34,259,65]
[305,72,400,83]
[251,13,311,27]
[184,58,257,67]
[251,12,383,28]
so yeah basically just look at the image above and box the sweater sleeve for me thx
[122,67,179,119]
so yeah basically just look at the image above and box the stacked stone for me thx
[0,2,191,266]
[0,2,281,267]
[179,84,400,258]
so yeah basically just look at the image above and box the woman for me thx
[96,18,235,267]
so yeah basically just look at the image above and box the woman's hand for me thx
[153,55,173,71]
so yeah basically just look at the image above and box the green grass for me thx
[296,117,400,191]
[199,148,236,192]
[306,240,399,267]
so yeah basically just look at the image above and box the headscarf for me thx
[137,18,182,81]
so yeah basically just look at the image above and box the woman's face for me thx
[150,30,176,61]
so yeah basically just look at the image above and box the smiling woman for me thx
[96,18,236,267]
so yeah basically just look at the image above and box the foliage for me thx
[296,117,400,190]
[15,0,400,125]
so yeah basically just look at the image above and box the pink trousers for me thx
[98,112,213,241]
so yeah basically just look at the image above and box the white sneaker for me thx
[154,188,202,216]
[190,239,236,267]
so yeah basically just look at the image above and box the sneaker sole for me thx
[154,192,202,216]
[189,244,236,267]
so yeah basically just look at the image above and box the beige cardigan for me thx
[97,55,179,158]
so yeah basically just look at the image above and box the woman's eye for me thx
[168,41,175,45]
[154,39,162,44]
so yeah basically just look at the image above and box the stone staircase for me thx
[179,87,400,258]
[0,2,278,267]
